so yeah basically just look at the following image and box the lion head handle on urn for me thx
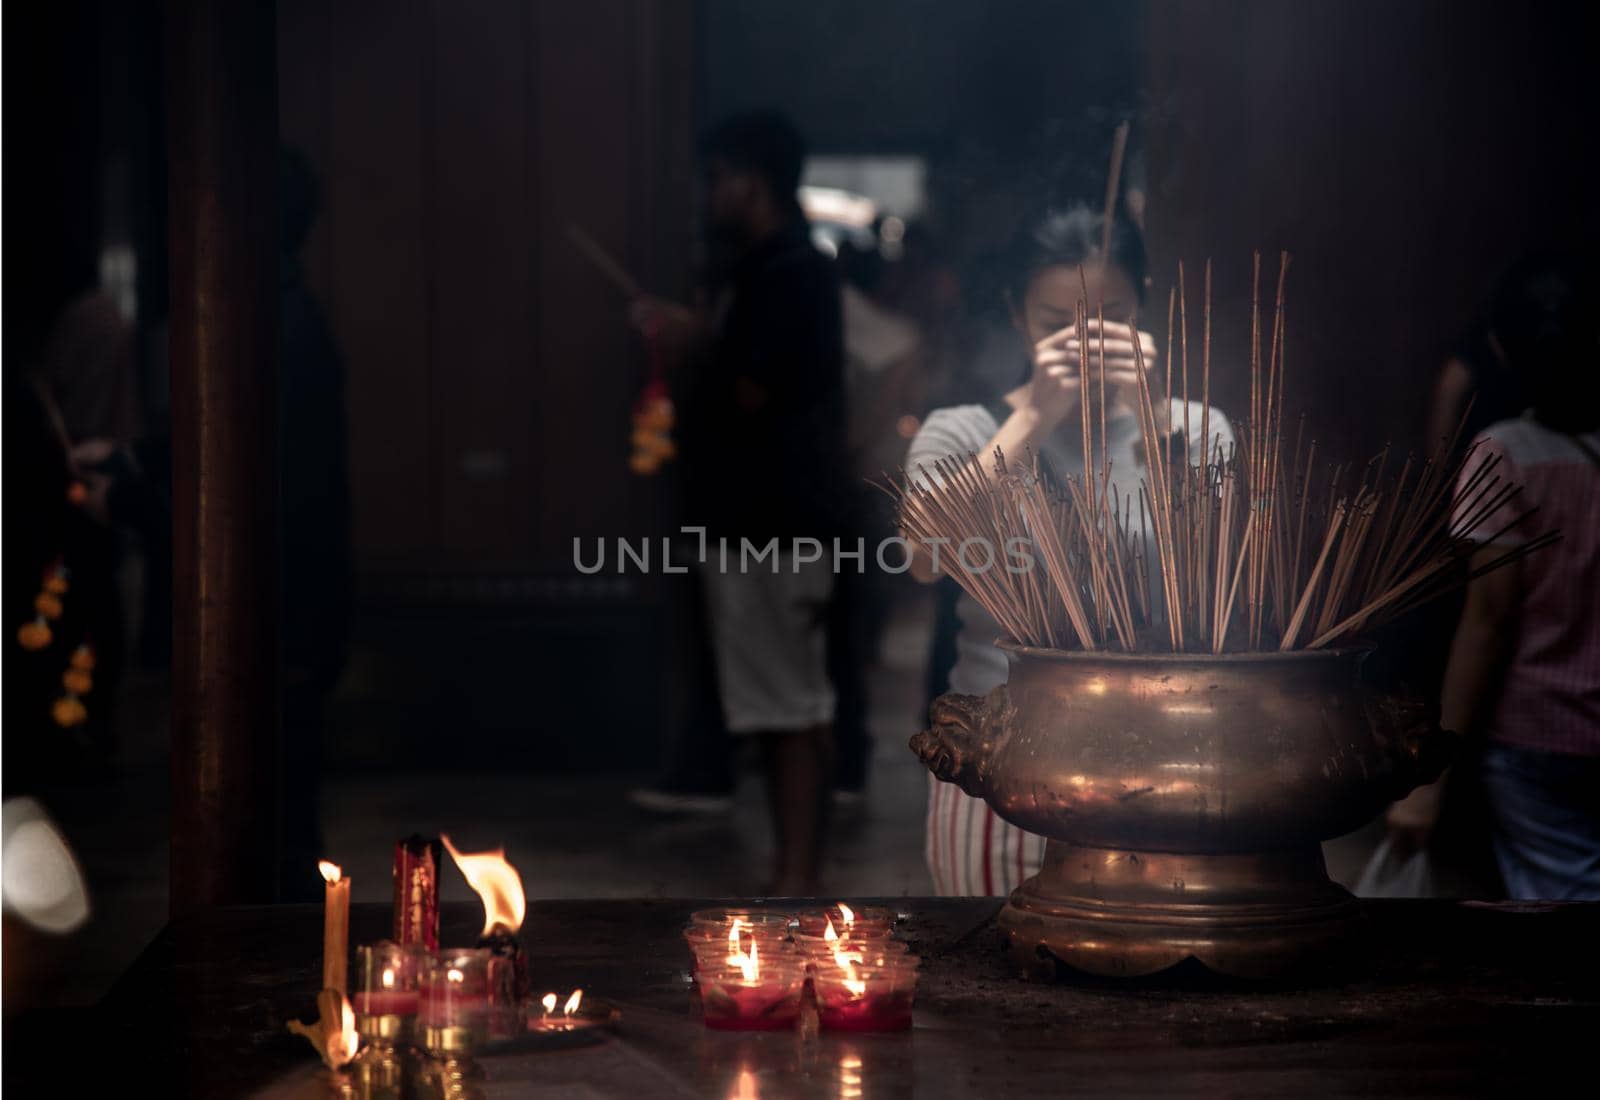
[909,686,1010,800]
[1363,685,1454,800]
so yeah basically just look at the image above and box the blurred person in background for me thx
[1362,279,1540,898]
[628,112,846,895]
[5,380,126,781]
[1427,310,1530,457]
[276,149,353,900]
[1388,253,1600,900]
[17,285,141,764]
[830,230,926,803]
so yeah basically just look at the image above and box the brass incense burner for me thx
[913,643,1449,979]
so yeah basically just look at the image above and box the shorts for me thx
[699,556,835,733]
[1482,742,1600,901]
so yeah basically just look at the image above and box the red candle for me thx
[417,988,489,1027]
[697,945,807,1032]
[351,990,420,1017]
[701,980,807,1031]
[812,985,914,1032]
[354,941,425,1035]
[811,957,918,1033]
[417,949,494,1052]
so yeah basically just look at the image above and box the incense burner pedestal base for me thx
[998,842,1364,981]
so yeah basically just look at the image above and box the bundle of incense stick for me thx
[889,252,1559,654]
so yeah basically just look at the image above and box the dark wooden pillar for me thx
[166,0,280,913]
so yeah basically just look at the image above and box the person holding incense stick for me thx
[627,112,846,896]
[904,204,1234,896]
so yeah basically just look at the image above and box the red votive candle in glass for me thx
[687,909,794,936]
[353,942,424,1044]
[418,949,492,1056]
[690,937,799,981]
[685,911,793,976]
[811,958,918,1033]
[795,937,910,976]
[697,946,808,1032]
[794,904,896,940]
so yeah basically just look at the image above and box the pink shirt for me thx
[1457,416,1600,756]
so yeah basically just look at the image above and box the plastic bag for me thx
[1353,833,1437,898]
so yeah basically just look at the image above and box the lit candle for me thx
[318,861,350,996]
[531,988,586,1032]
[811,953,918,1032]
[352,941,422,1027]
[418,949,492,1051]
[683,909,793,977]
[698,940,808,1031]
[795,904,895,940]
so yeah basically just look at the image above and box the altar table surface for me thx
[94,898,1598,1098]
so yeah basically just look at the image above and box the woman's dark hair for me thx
[1490,250,1598,430]
[1005,204,1147,307]
[1490,251,1584,368]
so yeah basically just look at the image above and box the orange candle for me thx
[319,861,350,995]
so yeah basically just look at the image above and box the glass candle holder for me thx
[485,951,523,1041]
[795,937,911,975]
[352,941,424,1045]
[684,924,792,953]
[418,949,492,1056]
[697,956,808,1031]
[793,926,902,950]
[794,905,896,940]
[690,937,799,977]
[792,930,898,963]
[811,959,919,1032]
[687,909,794,935]
[685,911,793,976]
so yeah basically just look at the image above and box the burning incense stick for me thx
[1100,120,1131,267]
[566,223,642,298]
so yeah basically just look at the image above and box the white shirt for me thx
[906,398,1235,695]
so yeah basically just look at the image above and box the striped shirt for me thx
[1457,415,1600,756]
[907,397,1234,895]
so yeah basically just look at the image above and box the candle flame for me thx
[730,1067,761,1100]
[563,989,583,1016]
[837,902,855,925]
[447,968,464,984]
[317,861,343,885]
[442,835,527,936]
[823,918,838,942]
[381,967,396,990]
[330,995,359,1067]
[833,943,867,998]
[842,957,866,998]
[735,938,760,983]
[542,992,558,1015]
[289,990,359,1071]
[728,916,748,952]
